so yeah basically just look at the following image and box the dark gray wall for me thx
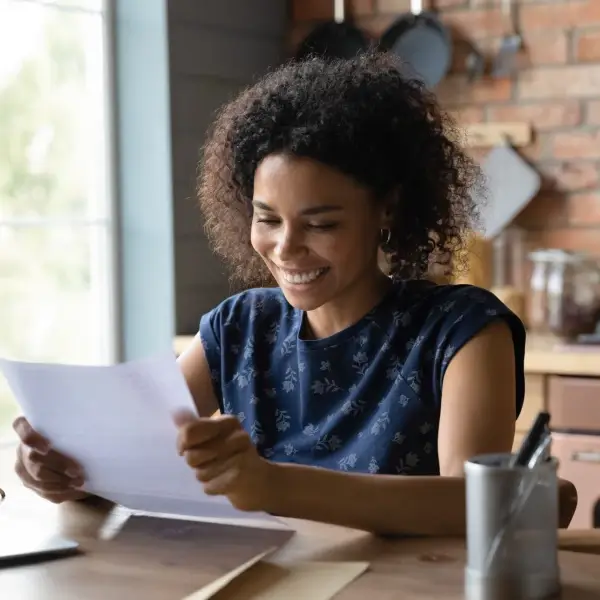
[168,0,289,334]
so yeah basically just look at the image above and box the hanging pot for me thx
[295,0,370,61]
[378,0,452,89]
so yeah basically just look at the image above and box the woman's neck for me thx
[304,271,393,340]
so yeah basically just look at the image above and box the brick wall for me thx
[289,0,600,255]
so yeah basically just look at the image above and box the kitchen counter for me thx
[525,344,600,377]
[174,335,600,377]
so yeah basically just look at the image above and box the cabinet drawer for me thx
[548,376,600,433]
[517,374,545,433]
[553,432,600,528]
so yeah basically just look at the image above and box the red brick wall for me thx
[289,0,600,255]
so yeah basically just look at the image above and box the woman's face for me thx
[251,153,385,311]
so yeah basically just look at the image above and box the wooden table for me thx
[1,494,600,599]
[2,442,600,600]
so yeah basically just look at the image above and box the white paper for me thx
[0,352,283,527]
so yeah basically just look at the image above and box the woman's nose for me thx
[274,227,306,261]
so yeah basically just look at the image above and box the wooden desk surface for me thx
[3,442,600,599]
[2,489,600,599]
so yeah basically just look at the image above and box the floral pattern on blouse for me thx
[199,281,525,476]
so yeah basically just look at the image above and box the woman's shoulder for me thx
[393,279,526,366]
[400,280,524,325]
[402,279,506,305]
[200,287,295,344]
[209,287,290,321]
[392,280,526,410]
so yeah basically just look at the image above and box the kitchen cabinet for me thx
[516,345,600,529]
[547,375,600,529]
[553,433,600,529]
[547,376,600,433]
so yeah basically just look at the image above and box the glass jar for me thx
[545,250,600,339]
[527,250,552,334]
[526,250,600,340]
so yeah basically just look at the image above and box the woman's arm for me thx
[437,319,517,476]
[262,320,518,536]
[177,335,220,418]
[265,464,466,536]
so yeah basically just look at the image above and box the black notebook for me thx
[0,516,80,567]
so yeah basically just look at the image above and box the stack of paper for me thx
[0,352,286,528]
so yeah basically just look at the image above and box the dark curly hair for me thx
[198,51,483,288]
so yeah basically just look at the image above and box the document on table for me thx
[0,352,285,528]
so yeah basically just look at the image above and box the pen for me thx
[527,430,552,468]
[510,411,551,468]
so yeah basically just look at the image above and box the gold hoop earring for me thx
[380,228,392,251]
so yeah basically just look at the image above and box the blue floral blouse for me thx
[199,280,525,476]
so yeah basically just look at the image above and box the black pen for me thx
[510,411,551,468]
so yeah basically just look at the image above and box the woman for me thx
[13,52,525,536]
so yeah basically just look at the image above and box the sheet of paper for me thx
[0,352,283,527]
[182,548,278,600]
[188,561,370,600]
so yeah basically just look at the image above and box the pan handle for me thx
[411,0,423,16]
[334,0,345,23]
[502,0,520,35]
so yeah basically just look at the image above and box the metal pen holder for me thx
[465,453,561,600]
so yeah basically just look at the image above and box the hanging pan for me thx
[295,0,370,61]
[379,0,452,89]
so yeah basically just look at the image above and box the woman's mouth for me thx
[278,267,329,285]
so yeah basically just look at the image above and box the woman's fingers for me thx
[183,429,251,468]
[13,416,50,454]
[15,449,83,492]
[16,444,84,489]
[12,416,89,505]
[21,443,83,478]
[195,453,242,494]
[176,415,240,454]
[42,489,89,504]
[13,416,84,479]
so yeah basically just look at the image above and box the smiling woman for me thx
[249,154,391,338]
[13,52,526,537]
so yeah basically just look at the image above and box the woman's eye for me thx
[309,223,337,231]
[254,219,337,231]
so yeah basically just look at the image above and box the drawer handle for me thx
[571,451,600,463]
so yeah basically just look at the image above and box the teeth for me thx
[280,268,326,284]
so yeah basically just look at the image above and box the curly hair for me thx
[198,51,483,289]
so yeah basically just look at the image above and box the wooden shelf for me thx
[461,122,533,148]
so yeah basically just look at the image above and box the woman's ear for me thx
[379,187,401,229]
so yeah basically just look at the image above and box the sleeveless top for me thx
[199,280,526,476]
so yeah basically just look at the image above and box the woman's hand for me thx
[174,412,275,512]
[12,416,89,504]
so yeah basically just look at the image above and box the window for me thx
[0,0,116,444]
